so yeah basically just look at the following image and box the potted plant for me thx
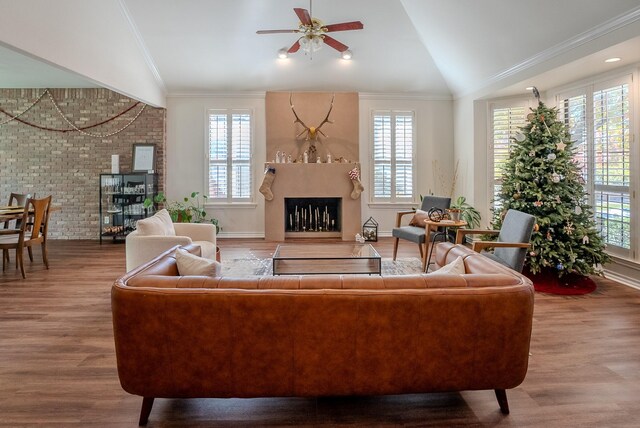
[144,191,221,233]
[449,196,481,229]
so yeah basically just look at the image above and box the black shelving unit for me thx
[99,173,157,243]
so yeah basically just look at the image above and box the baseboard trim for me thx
[217,232,265,239]
[604,269,640,291]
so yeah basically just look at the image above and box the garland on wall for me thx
[0,88,146,138]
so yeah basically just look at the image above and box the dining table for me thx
[0,205,61,223]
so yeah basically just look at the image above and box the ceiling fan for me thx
[256,0,364,58]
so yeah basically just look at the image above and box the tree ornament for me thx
[555,195,561,204]
[527,113,535,121]
[529,150,535,157]
[575,206,582,215]
[547,153,556,161]
[515,132,526,142]
[530,251,536,256]
[534,200,543,207]
[546,231,553,241]
[556,263,564,270]
[514,192,521,200]
[564,222,574,235]
[533,223,539,232]
[582,235,590,244]
[551,173,561,183]
[556,141,567,151]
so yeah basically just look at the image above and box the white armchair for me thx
[125,210,217,271]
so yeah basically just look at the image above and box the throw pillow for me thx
[135,209,176,236]
[175,248,221,276]
[433,256,466,275]
[409,209,430,227]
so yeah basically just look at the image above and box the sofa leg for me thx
[138,397,155,426]
[494,389,509,414]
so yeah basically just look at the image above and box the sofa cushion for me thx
[434,256,466,275]
[135,209,176,236]
[175,248,221,276]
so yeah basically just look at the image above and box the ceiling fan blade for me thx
[323,21,364,32]
[288,40,301,53]
[323,35,349,52]
[256,29,299,34]
[294,8,312,26]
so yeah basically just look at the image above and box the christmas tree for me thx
[492,101,610,277]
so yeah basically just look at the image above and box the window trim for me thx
[204,108,255,203]
[369,109,417,203]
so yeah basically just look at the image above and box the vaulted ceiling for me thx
[1,0,640,106]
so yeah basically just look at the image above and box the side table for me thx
[423,219,467,272]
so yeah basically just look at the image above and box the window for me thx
[489,103,527,209]
[558,77,633,254]
[207,110,252,201]
[371,111,415,202]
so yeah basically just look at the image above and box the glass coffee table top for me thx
[272,243,381,275]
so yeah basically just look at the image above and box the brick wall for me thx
[0,88,165,239]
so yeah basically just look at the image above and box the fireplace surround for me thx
[264,163,362,241]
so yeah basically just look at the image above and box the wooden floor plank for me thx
[1,238,639,426]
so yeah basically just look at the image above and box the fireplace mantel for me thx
[264,162,362,241]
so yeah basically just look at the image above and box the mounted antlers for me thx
[289,93,334,140]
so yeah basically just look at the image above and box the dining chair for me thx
[0,196,52,279]
[454,209,536,273]
[3,192,32,229]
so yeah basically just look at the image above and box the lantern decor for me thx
[362,217,379,242]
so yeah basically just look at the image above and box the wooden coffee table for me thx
[272,243,381,275]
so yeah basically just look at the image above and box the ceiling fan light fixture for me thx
[341,50,352,60]
[277,48,289,59]
[300,35,323,53]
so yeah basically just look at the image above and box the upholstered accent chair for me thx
[125,209,217,272]
[392,196,451,268]
[455,209,536,273]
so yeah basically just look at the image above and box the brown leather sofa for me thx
[112,243,534,425]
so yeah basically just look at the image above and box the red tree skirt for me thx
[523,267,597,295]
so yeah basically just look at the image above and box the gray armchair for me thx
[455,209,536,273]
[392,196,451,270]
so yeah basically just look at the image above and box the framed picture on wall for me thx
[132,144,155,172]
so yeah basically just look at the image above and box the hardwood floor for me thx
[1,238,639,427]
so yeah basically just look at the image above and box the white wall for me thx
[359,95,455,236]
[166,94,266,238]
[0,0,165,106]
[166,93,454,238]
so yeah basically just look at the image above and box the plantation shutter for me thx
[490,105,526,208]
[208,110,252,201]
[561,94,589,184]
[372,111,415,201]
[593,82,631,250]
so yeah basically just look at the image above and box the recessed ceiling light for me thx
[525,86,534,91]
[341,50,353,60]
[277,48,288,59]
[605,57,621,63]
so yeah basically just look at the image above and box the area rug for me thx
[221,255,425,277]
[524,268,597,295]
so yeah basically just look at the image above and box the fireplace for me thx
[264,163,361,241]
[285,197,341,238]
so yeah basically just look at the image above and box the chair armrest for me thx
[455,229,499,244]
[471,241,531,252]
[395,210,416,227]
[173,223,217,245]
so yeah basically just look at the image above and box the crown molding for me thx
[359,92,452,101]
[167,92,267,99]
[459,5,640,100]
[117,0,166,93]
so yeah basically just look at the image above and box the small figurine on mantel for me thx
[303,150,309,163]
[326,152,332,163]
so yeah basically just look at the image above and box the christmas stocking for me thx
[260,167,276,201]
[348,167,364,199]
